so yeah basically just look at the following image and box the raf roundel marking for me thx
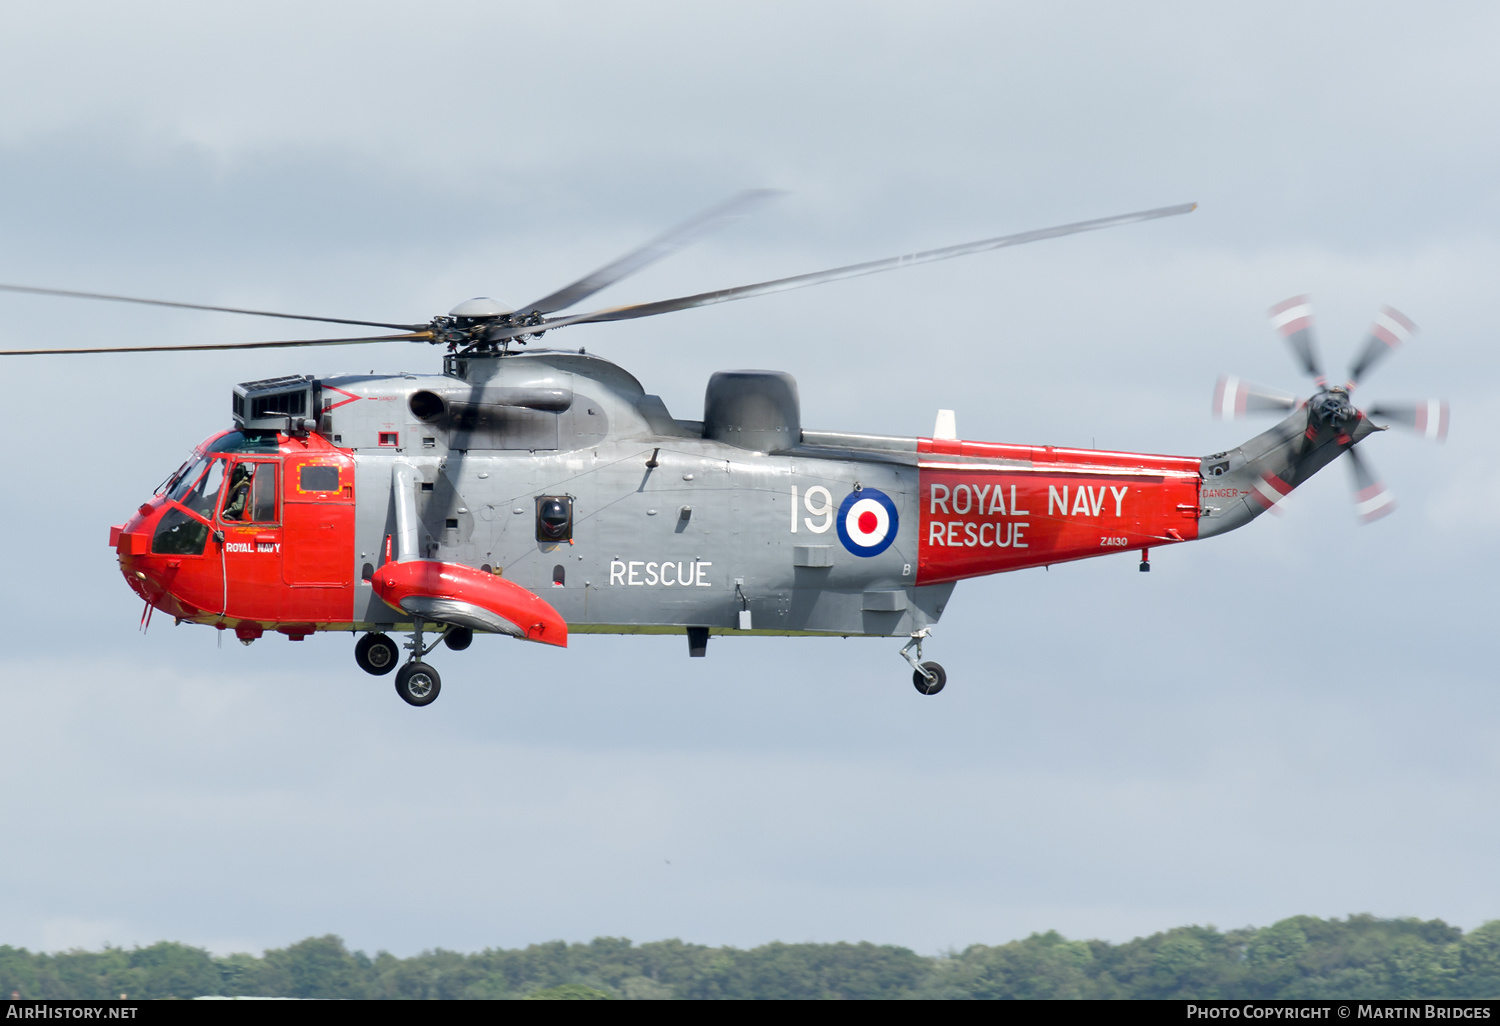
[836,488,899,557]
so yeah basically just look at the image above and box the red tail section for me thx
[915,438,1201,585]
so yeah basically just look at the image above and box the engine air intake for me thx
[233,375,317,432]
[703,370,800,452]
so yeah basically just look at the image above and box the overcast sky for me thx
[1,1,1498,959]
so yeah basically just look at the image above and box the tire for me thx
[912,661,946,696]
[443,627,473,651]
[355,632,399,676]
[395,661,441,707]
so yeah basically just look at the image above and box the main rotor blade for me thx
[519,189,782,316]
[1347,306,1417,390]
[1346,446,1397,523]
[1366,399,1449,442]
[1213,375,1299,419]
[0,331,431,356]
[1268,294,1326,387]
[489,202,1198,342]
[0,283,422,331]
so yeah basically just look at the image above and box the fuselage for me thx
[112,350,1212,644]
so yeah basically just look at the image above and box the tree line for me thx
[2,915,1498,1000]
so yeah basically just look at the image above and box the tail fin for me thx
[1197,405,1381,538]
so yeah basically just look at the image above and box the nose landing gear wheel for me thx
[395,661,441,706]
[912,661,946,696]
[355,632,399,676]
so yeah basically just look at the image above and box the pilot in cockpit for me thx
[221,463,255,522]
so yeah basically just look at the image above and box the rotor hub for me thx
[1310,387,1356,429]
[447,297,513,320]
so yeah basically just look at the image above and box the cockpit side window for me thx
[251,464,278,522]
[221,462,279,523]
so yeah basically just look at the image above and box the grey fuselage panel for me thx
[327,352,950,638]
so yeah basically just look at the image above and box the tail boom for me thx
[1198,406,1380,537]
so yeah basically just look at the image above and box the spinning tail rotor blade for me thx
[0,282,421,331]
[1366,399,1450,442]
[1347,306,1417,390]
[488,202,1198,342]
[519,189,781,316]
[1212,375,1298,419]
[1346,446,1397,523]
[1268,295,1325,387]
[0,332,431,356]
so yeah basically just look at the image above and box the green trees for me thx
[1,916,1497,999]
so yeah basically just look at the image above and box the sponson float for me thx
[4,195,1446,705]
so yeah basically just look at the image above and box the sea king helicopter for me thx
[0,194,1448,705]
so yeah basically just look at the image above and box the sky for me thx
[1,1,1498,959]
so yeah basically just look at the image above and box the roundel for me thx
[835,487,899,557]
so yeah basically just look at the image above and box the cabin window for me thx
[535,496,573,542]
[299,465,340,492]
[552,564,566,587]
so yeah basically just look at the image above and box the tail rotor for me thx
[1213,295,1447,523]
[1269,294,1326,388]
[1366,399,1450,442]
[1212,375,1298,420]
[1347,305,1417,391]
[1346,446,1398,524]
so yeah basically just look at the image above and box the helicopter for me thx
[0,194,1448,706]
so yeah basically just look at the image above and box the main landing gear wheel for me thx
[395,661,441,706]
[355,632,399,676]
[912,661,946,696]
[443,627,473,651]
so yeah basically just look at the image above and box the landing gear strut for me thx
[900,629,946,696]
[391,621,451,707]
